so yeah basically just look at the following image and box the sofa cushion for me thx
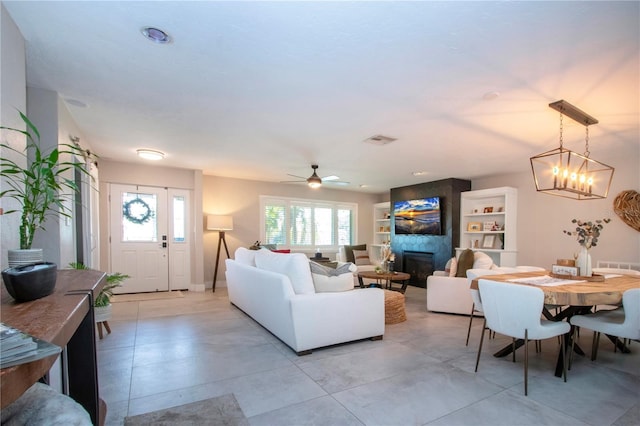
[235,247,258,266]
[352,249,371,266]
[455,249,475,277]
[255,250,315,294]
[343,244,366,263]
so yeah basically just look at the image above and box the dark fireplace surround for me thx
[390,178,471,288]
[402,251,434,288]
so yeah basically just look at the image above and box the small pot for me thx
[94,304,112,323]
[8,248,44,268]
[2,262,57,302]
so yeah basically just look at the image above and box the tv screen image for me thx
[394,197,441,235]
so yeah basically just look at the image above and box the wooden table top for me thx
[1,269,106,409]
[358,270,410,281]
[470,270,640,306]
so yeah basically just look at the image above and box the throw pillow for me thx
[312,272,354,293]
[447,257,458,277]
[343,244,366,263]
[309,261,356,292]
[271,249,291,253]
[455,249,475,277]
[352,249,371,266]
[473,251,494,269]
[254,250,315,294]
[235,247,257,266]
[309,261,356,276]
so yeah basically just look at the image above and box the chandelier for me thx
[530,100,615,200]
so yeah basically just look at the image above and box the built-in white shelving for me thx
[456,187,518,267]
[373,201,391,247]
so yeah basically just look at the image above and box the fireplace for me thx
[402,251,434,288]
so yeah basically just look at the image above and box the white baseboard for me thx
[190,283,206,292]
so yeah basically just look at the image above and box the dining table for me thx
[470,270,640,377]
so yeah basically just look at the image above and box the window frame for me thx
[259,195,358,250]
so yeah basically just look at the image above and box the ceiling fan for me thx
[281,165,349,188]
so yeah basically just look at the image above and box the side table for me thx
[357,271,411,293]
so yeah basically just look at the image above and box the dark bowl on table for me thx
[2,262,57,302]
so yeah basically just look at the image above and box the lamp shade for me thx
[207,215,233,231]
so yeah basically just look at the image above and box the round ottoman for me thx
[384,289,406,324]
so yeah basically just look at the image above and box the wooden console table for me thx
[1,269,107,425]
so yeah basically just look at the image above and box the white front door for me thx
[110,184,169,293]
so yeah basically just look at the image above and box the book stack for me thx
[1,323,61,369]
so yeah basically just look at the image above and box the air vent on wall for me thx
[363,134,397,145]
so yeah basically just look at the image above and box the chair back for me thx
[592,267,640,276]
[478,279,545,339]
[622,288,640,339]
[466,268,519,308]
[466,269,501,308]
[515,266,546,272]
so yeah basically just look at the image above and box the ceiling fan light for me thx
[307,175,322,188]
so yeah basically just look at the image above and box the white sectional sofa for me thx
[225,248,385,355]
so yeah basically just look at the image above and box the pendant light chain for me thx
[584,125,591,158]
[559,112,564,149]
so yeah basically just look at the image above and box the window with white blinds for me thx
[260,196,356,249]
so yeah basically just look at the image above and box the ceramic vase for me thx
[576,246,592,277]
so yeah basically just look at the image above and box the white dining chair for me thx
[465,269,503,346]
[569,288,640,361]
[590,269,639,312]
[476,279,571,396]
[465,267,522,346]
[592,267,640,276]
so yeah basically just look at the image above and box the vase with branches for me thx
[562,218,610,276]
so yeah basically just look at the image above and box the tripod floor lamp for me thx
[207,215,233,292]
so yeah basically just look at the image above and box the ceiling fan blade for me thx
[287,173,307,179]
[279,180,305,184]
[325,180,350,186]
[321,175,340,181]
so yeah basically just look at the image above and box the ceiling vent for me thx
[363,134,397,146]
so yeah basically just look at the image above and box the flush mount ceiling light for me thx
[530,100,614,200]
[141,27,171,44]
[137,149,165,161]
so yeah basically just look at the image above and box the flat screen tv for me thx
[394,197,442,235]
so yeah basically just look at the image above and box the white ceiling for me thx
[4,1,639,193]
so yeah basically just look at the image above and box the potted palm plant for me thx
[1,111,92,267]
[68,262,129,322]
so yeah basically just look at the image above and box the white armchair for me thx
[337,245,383,286]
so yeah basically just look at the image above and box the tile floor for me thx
[97,286,639,426]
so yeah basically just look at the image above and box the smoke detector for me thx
[363,135,397,146]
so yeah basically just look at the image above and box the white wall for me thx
[474,143,640,268]
[0,4,26,270]
[202,175,381,289]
